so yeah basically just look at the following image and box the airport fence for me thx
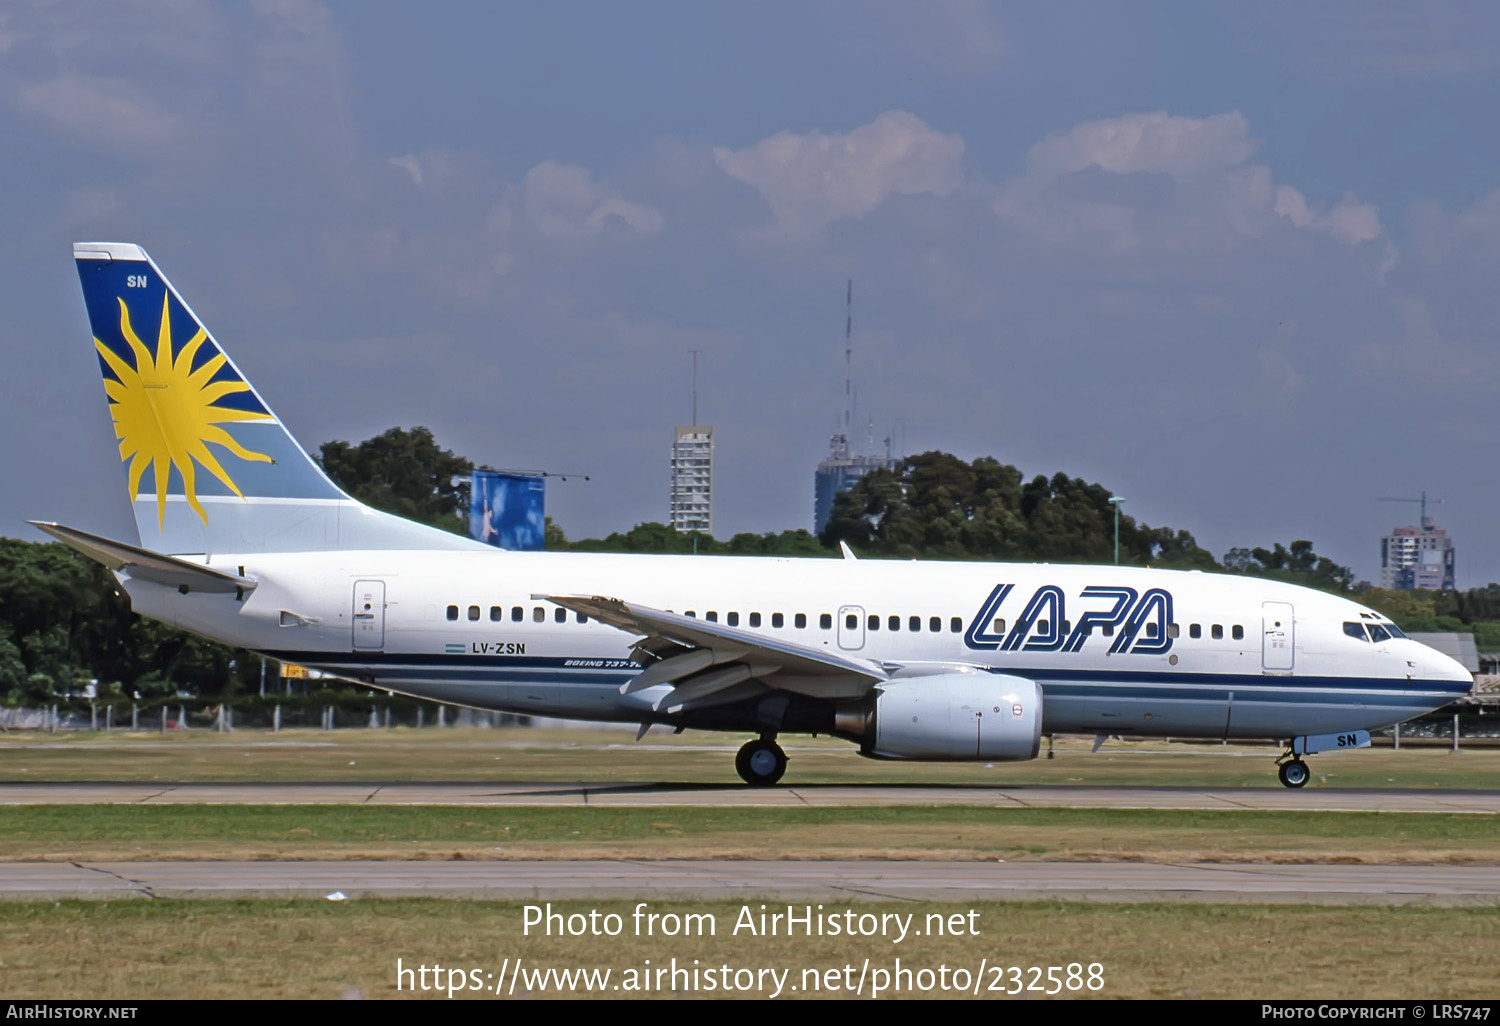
[0,693,531,733]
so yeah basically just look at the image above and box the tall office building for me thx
[814,434,897,536]
[1380,516,1455,591]
[812,280,899,536]
[669,425,713,534]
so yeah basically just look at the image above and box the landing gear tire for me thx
[736,738,787,786]
[1278,759,1310,789]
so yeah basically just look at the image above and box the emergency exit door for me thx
[353,580,386,650]
[837,605,865,650]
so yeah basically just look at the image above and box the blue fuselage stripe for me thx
[264,650,1465,700]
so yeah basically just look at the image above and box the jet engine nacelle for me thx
[838,672,1043,761]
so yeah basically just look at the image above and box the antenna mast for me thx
[844,279,853,445]
[690,349,701,424]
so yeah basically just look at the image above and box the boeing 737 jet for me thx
[35,243,1473,787]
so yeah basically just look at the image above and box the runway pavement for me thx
[3,859,1498,903]
[2,780,1499,812]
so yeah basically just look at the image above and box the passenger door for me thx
[1261,601,1294,672]
[353,580,386,651]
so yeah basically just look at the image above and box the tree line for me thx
[1,427,1489,704]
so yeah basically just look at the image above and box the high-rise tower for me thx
[670,351,713,535]
[813,280,897,536]
[1379,493,1455,590]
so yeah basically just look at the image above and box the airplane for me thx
[34,242,1473,789]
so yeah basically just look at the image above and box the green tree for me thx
[820,451,1214,566]
[1222,540,1355,592]
[567,522,725,554]
[318,426,473,534]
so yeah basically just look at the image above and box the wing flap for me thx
[541,593,887,701]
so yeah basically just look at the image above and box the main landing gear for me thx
[1276,756,1310,789]
[736,736,787,786]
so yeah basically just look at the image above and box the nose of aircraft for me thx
[1402,640,1474,687]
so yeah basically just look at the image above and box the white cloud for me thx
[388,154,423,187]
[521,161,664,239]
[16,74,181,152]
[1024,110,1255,179]
[994,109,1391,263]
[1274,186,1382,244]
[1409,185,1500,264]
[712,110,964,239]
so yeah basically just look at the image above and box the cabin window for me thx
[907,615,920,632]
[727,612,739,627]
[1368,624,1392,643]
[1343,622,1367,641]
[1189,623,1201,639]
[1037,620,1049,634]
[1211,624,1223,640]
[706,611,718,623]
[772,613,784,628]
[1145,622,1158,639]
[489,606,502,622]
[685,611,696,618]
[846,613,858,630]
[950,617,962,633]
[1061,620,1071,636]
[554,608,566,623]
[446,605,459,621]
[821,613,833,630]
[576,612,588,623]
[1232,625,1244,641]
[794,613,806,629]
[468,605,481,622]
[1168,623,1179,638]
[1102,624,1114,637]
[993,618,1006,634]
[533,607,545,623]
[750,612,762,628]
[512,606,523,622]
[889,615,900,632]
[868,615,880,631]
[929,617,941,632]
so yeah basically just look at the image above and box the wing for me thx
[540,593,888,714]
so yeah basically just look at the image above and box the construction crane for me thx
[1378,491,1442,529]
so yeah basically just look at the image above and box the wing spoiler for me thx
[28,521,257,594]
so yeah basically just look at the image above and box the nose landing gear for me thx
[735,736,787,786]
[1276,757,1310,789]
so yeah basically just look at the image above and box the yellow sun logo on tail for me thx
[95,293,274,527]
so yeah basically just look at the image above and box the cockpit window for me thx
[1384,623,1406,639]
[1367,624,1392,643]
[1343,622,1368,641]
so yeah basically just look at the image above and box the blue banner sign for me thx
[470,472,546,551]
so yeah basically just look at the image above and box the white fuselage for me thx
[121,547,1473,742]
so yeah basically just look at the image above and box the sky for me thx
[4,0,1500,585]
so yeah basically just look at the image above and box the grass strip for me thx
[3,805,1497,864]
[2,898,1496,999]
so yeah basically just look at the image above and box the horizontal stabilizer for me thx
[28,521,256,594]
